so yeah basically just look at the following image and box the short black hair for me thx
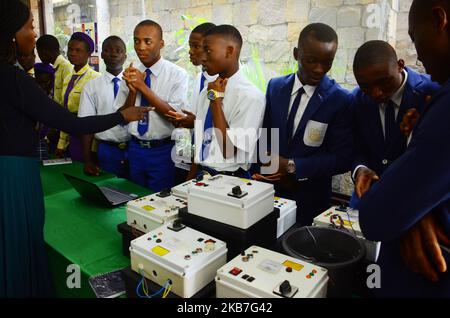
[134,20,163,39]
[205,25,243,49]
[102,35,126,51]
[298,23,338,47]
[36,34,60,53]
[353,40,398,71]
[192,22,216,36]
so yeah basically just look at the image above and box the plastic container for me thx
[282,226,365,298]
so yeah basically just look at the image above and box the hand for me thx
[400,108,421,137]
[355,167,379,198]
[83,161,100,176]
[123,63,146,92]
[165,109,196,128]
[256,155,289,181]
[54,148,65,158]
[123,63,137,94]
[208,77,228,93]
[120,106,150,123]
[400,213,450,282]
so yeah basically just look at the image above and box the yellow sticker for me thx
[240,178,251,183]
[142,205,155,212]
[343,220,354,227]
[274,197,281,201]
[152,245,169,256]
[283,260,304,271]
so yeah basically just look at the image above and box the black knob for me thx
[173,219,182,229]
[196,174,204,181]
[279,280,292,295]
[232,186,242,196]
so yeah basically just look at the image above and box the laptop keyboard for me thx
[100,187,133,203]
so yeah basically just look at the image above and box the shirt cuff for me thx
[352,165,368,181]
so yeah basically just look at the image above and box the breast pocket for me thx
[303,120,328,147]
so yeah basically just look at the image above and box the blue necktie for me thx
[384,101,397,150]
[201,106,213,161]
[112,77,120,99]
[138,69,152,136]
[286,87,305,143]
[200,73,207,94]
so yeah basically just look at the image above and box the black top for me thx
[0,63,125,157]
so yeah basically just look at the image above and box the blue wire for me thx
[136,274,170,298]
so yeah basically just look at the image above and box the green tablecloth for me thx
[40,162,115,196]
[41,162,152,297]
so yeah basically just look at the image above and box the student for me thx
[166,22,217,184]
[187,25,265,179]
[34,62,55,97]
[351,40,439,208]
[358,0,450,297]
[55,32,101,161]
[78,36,129,178]
[36,34,73,106]
[254,23,353,226]
[115,20,189,192]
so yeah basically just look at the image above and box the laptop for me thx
[63,173,138,207]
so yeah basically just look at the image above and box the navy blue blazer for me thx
[359,80,450,297]
[263,74,353,223]
[352,67,440,177]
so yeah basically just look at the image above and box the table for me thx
[41,162,152,297]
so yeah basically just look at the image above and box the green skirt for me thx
[0,156,53,297]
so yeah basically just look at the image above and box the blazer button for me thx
[382,159,388,165]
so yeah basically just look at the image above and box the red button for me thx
[229,267,242,276]
[306,275,311,279]
[312,269,317,274]
[195,182,205,186]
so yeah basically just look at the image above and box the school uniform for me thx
[52,55,73,106]
[358,79,450,297]
[174,70,218,184]
[263,73,353,226]
[78,71,130,178]
[57,63,101,161]
[113,58,188,192]
[350,68,440,208]
[193,69,265,178]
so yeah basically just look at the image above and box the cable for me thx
[136,269,173,299]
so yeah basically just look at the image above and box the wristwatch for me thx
[207,89,225,101]
[286,159,296,174]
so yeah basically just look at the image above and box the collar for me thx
[292,73,317,98]
[105,70,123,82]
[202,70,218,82]
[139,57,163,77]
[73,63,91,76]
[390,69,408,107]
[53,55,66,69]
[225,68,244,87]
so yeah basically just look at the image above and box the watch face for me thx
[207,90,216,101]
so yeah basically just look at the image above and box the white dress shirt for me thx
[288,74,318,137]
[78,71,129,143]
[190,70,219,114]
[113,58,189,140]
[194,69,266,172]
[353,69,408,179]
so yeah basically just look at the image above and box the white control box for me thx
[187,175,275,229]
[130,222,227,298]
[313,206,381,262]
[274,197,297,238]
[126,191,187,233]
[215,246,328,298]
